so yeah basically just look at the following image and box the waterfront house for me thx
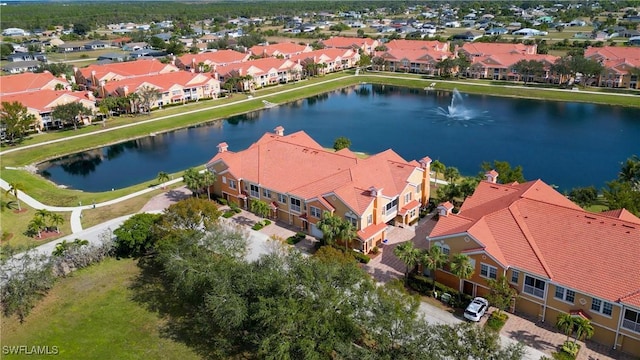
[214,57,302,90]
[0,90,96,130]
[466,53,559,81]
[176,50,250,72]
[74,58,179,90]
[427,172,640,357]
[0,71,69,95]
[289,48,360,75]
[98,71,220,108]
[206,127,432,254]
[377,40,452,75]
[585,46,640,89]
[321,36,379,55]
[249,42,312,59]
[458,42,538,58]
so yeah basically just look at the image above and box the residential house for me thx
[121,42,149,51]
[0,90,96,130]
[321,36,379,55]
[215,57,302,90]
[0,71,69,95]
[5,52,47,62]
[249,42,312,59]
[206,127,432,254]
[84,40,109,50]
[379,48,450,75]
[176,50,251,72]
[427,173,640,358]
[99,71,220,108]
[451,31,483,42]
[74,59,179,89]
[466,53,559,81]
[1,60,41,74]
[585,46,640,89]
[289,48,360,75]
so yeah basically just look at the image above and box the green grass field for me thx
[1,258,202,360]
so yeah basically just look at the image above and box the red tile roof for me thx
[78,59,179,81]
[322,36,375,49]
[101,71,217,94]
[208,129,424,217]
[249,42,311,57]
[178,50,250,67]
[430,180,640,305]
[386,39,449,52]
[357,221,387,240]
[1,90,94,112]
[585,46,640,61]
[215,57,298,78]
[0,72,69,95]
[470,53,559,69]
[460,42,537,57]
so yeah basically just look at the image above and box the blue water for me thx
[38,84,640,193]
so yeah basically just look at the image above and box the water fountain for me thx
[433,88,490,126]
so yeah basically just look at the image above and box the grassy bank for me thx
[1,72,637,207]
[1,258,202,359]
[0,193,72,249]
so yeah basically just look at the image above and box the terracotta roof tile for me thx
[0,72,69,95]
[249,42,311,57]
[79,59,179,81]
[178,50,250,67]
[1,90,94,112]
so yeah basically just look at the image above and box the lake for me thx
[38,84,640,193]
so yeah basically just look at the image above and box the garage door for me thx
[310,223,323,238]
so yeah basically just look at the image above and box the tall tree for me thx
[573,317,594,344]
[317,211,343,247]
[431,160,446,187]
[486,275,516,315]
[512,59,545,83]
[5,182,25,211]
[568,186,598,207]
[250,199,270,218]
[157,171,170,189]
[422,244,448,292]
[333,136,351,151]
[137,85,161,113]
[182,168,204,196]
[481,160,526,184]
[200,171,216,200]
[449,253,474,300]
[51,102,92,130]
[394,241,422,280]
[113,212,162,257]
[49,213,65,233]
[444,166,460,184]
[0,101,37,143]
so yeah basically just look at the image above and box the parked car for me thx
[464,297,489,322]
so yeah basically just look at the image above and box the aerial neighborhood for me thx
[1,1,640,359]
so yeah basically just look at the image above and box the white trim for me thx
[480,262,498,280]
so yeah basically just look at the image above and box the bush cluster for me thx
[407,274,472,307]
[286,232,306,245]
[485,311,509,332]
[251,219,271,231]
[351,251,370,264]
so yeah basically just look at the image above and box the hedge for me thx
[485,311,509,332]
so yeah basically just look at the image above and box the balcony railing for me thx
[622,319,640,333]
[523,285,544,298]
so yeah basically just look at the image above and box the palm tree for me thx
[250,199,271,218]
[317,211,339,246]
[394,241,422,281]
[183,168,203,196]
[556,313,576,342]
[50,213,65,233]
[137,85,161,113]
[450,253,475,300]
[573,317,594,344]
[52,240,69,256]
[444,166,461,184]
[422,244,448,292]
[432,160,445,187]
[6,182,24,211]
[28,216,46,238]
[157,171,170,189]
[201,171,216,200]
[337,221,357,252]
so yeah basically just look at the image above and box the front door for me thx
[463,280,474,296]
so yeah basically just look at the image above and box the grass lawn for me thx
[1,258,202,360]
[0,193,72,249]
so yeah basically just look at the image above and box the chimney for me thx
[123,85,129,96]
[217,142,228,153]
[437,201,454,217]
[171,55,176,65]
[485,170,499,183]
[191,57,196,70]
[369,186,382,224]
[274,126,284,136]
[419,156,432,205]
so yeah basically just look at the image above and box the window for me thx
[523,275,546,298]
[310,206,321,218]
[367,214,373,226]
[250,184,259,198]
[404,192,411,204]
[228,179,236,189]
[345,214,358,227]
[554,286,575,303]
[383,198,399,215]
[623,309,640,333]
[221,176,227,184]
[591,298,613,316]
[416,185,421,194]
[290,197,301,213]
[278,193,286,204]
[480,263,497,279]
[511,270,519,284]
[436,243,450,256]
[262,188,271,198]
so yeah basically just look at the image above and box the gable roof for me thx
[249,42,311,57]
[430,180,640,305]
[0,72,69,95]
[101,71,217,94]
[207,129,423,217]
[460,42,537,57]
[385,39,449,52]
[78,59,179,81]
[1,90,95,112]
[178,50,250,68]
[585,46,640,61]
[321,36,375,49]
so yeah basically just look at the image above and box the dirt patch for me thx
[33,230,62,241]
[12,209,28,214]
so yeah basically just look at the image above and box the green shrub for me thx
[296,232,306,238]
[217,198,228,206]
[286,236,303,245]
[552,349,577,360]
[371,246,379,254]
[263,219,271,226]
[222,211,235,218]
[233,208,241,214]
[485,311,509,332]
[561,341,580,358]
[252,223,264,231]
[352,251,370,264]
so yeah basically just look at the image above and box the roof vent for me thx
[485,170,499,183]
[217,142,228,153]
[274,126,284,136]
